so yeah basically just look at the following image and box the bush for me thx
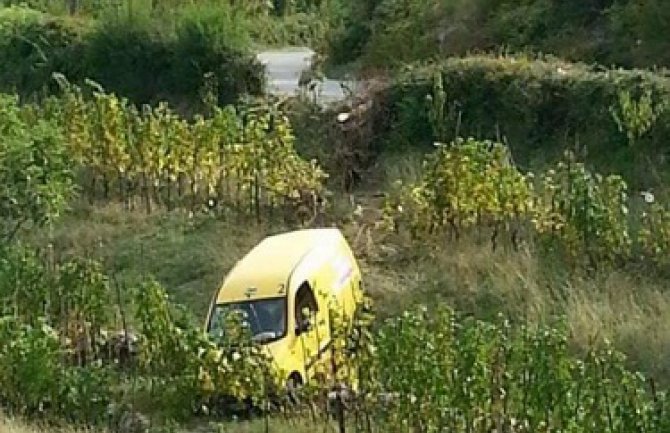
[0,6,85,96]
[329,0,670,70]
[380,55,670,187]
[168,6,263,107]
[0,92,74,242]
[84,17,173,106]
[0,5,265,109]
[0,316,113,423]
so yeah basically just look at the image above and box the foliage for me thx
[0,5,264,108]
[0,93,74,242]
[366,305,670,433]
[608,0,670,67]
[610,88,668,147]
[0,243,276,423]
[534,152,631,268]
[0,316,113,423]
[0,244,116,364]
[384,138,532,248]
[1,236,669,431]
[0,317,62,415]
[384,138,670,271]
[29,79,327,220]
[357,0,444,68]
[134,280,274,419]
[637,201,670,269]
[379,55,670,187]
[330,0,670,70]
[249,12,329,49]
[325,0,378,66]
[0,6,85,96]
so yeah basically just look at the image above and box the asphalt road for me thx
[256,47,351,104]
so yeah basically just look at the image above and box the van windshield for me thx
[208,297,286,344]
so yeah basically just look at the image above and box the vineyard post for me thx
[89,176,96,205]
[235,170,242,217]
[178,172,184,201]
[166,169,173,211]
[335,389,346,433]
[263,370,270,433]
[119,172,126,210]
[601,360,615,433]
[254,169,261,225]
[112,274,130,359]
[190,141,198,214]
[216,129,225,213]
[238,112,246,217]
[46,243,55,323]
[103,173,110,201]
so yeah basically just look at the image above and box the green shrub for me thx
[329,0,670,70]
[84,9,264,107]
[608,0,670,67]
[84,17,173,105]
[321,0,375,65]
[0,6,86,96]
[369,306,670,433]
[0,5,265,109]
[0,316,113,423]
[0,92,74,243]
[381,55,670,187]
[169,6,263,107]
[0,317,63,415]
[250,12,328,48]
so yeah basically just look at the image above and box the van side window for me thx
[295,282,318,324]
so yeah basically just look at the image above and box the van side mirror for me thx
[296,317,312,336]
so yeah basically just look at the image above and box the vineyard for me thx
[3,4,670,427]
[1,255,669,432]
[383,139,670,272]
[3,71,670,432]
[15,76,327,223]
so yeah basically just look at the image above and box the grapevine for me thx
[534,151,631,268]
[383,141,663,270]
[638,200,670,269]
[38,77,327,222]
[384,138,533,249]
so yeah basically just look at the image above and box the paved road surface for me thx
[256,47,352,104]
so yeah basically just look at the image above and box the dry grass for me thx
[24,202,670,386]
[371,233,670,385]
[0,417,37,433]
[0,417,94,433]
[0,415,338,433]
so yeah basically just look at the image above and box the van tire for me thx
[286,373,303,406]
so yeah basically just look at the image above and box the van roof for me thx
[216,228,344,303]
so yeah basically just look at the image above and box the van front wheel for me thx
[286,373,303,406]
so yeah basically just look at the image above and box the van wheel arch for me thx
[287,371,303,387]
[286,372,303,405]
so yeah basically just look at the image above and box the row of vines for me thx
[383,138,670,271]
[1,244,669,432]
[3,58,670,432]
[20,76,327,223]
[0,244,275,424]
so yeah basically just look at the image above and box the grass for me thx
[0,417,97,433]
[0,415,332,433]
[26,194,670,387]
[34,203,272,318]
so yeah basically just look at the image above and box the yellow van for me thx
[205,228,363,394]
